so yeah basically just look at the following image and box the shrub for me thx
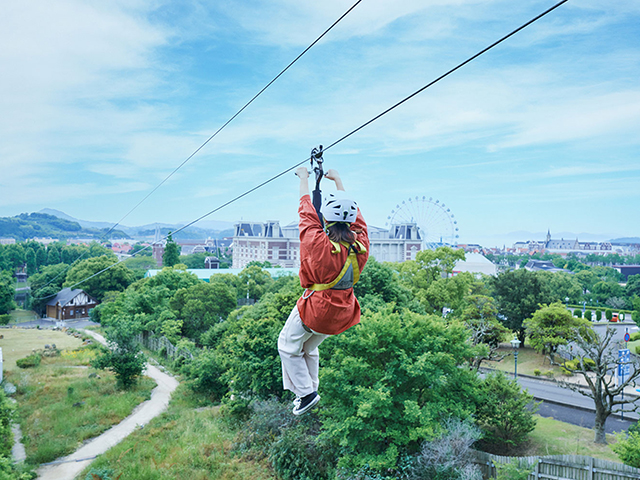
[0,314,10,325]
[233,399,334,480]
[606,309,613,321]
[495,459,537,480]
[613,431,640,468]
[184,349,227,401]
[16,353,41,369]
[84,468,120,480]
[475,372,538,453]
[319,308,480,470]
[630,332,640,342]
[633,310,640,323]
[410,418,482,480]
[0,390,14,457]
[562,358,596,375]
[584,309,592,321]
[533,369,541,377]
[544,370,554,379]
[573,309,582,318]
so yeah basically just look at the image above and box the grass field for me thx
[1,328,84,371]
[81,385,276,480]
[7,345,156,465]
[485,344,566,378]
[526,415,619,462]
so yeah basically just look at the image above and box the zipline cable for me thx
[100,0,364,240]
[323,0,569,152]
[30,0,364,300]
[38,0,569,297]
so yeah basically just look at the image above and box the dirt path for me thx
[35,330,179,480]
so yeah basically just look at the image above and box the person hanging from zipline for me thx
[278,166,369,415]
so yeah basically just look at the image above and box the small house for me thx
[46,288,97,320]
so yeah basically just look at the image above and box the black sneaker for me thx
[292,392,320,416]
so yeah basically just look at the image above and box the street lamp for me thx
[565,296,569,308]
[510,337,521,378]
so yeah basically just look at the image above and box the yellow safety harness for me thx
[306,240,367,292]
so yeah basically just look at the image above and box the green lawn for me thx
[82,385,276,480]
[7,344,156,465]
[526,415,620,462]
[484,345,566,378]
[1,328,84,371]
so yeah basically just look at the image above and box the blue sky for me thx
[1,0,638,247]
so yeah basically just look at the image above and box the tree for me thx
[0,271,15,315]
[491,269,544,342]
[1,244,25,271]
[25,248,36,276]
[238,265,273,301]
[537,271,582,304]
[558,326,640,444]
[575,270,599,295]
[627,275,640,299]
[169,282,237,340]
[524,303,590,362]
[163,233,180,267]
[63,255,133,302]
[93,315,146,389]
[396,247,466,292]
[319,307,481,470]
[28,263,68,315]
[475,371,538,453]
[461,295,510,369]
[46,244,61,265]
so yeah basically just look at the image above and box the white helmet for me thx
[321,193,358,223]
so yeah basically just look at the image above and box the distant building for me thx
[368,223,422,263]
[612,265,640,281]
[205,256,220,269]
[513,230,616,256]
[46,288,97,320]
[0,238,16,245]
[453,253,497,277]
[524,260,572,274]
[232,221,300,269]
[152,225,164,268]
[232,219,423,268]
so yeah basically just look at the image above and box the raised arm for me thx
[296,167,310,198]
[324,169,345,192]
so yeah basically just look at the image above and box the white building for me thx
[453,253,497,277]
[232,219,423,268]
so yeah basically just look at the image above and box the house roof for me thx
[46,288,93,307]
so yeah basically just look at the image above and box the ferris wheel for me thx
[385,196,459,250]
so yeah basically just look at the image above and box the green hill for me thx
[0,213,130,241]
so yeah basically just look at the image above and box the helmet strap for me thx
[324,221,337,234]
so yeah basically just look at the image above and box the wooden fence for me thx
[473,451,640,480]
[135,332,194,360]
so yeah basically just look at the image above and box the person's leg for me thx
[278,306,315,398]
[302,332,329,392]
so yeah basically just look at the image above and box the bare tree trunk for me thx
[593,407,608,444]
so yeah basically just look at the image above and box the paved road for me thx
[537,402,634,434]
[516,374,639,434]
[35,330,179,480]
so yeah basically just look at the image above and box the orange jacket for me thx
[296,195,369,334]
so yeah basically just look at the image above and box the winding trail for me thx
[36,330,179,480]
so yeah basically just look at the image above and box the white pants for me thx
[278,305,329,398]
